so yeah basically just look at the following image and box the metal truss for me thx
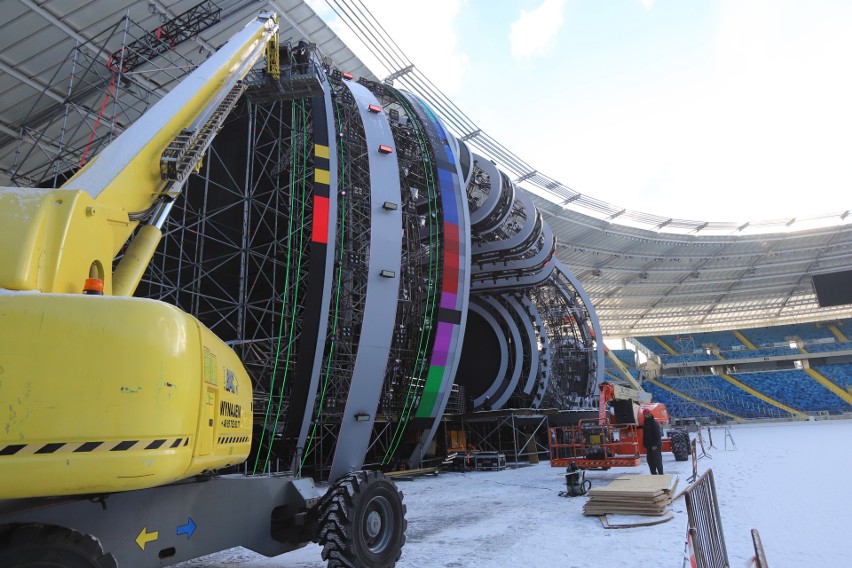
[10,4,218,187]
[299,77,372,476]
[440,410,554,463]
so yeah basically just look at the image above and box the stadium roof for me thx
[2,0,851,337]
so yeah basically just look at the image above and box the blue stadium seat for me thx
[732,370,850,415]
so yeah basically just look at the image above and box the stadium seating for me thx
[634,337,673,356]
[732,370,850,415]
[631,321,852,421]
[740,322,835,347]
[804,341,852,353]
[611,349,636,368]
[718,346,799,360]
[660,353,719,364]
[657,375,788,419]
[812,363,852,392]
[643,381,721,420]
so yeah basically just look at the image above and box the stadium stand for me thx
[718,347,800,360]
[657,375,790,419]
[732,370,850,415]
[643,381,723,421]
[804,341,852,353]
[812,364,852,392]
[634,337,674,357]
[740,322,835,347]
[611,349,636,368]
[661,353,719,364]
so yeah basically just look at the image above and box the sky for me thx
[177,419,852,567]
[306,0,852,224]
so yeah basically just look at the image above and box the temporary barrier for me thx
[751,528,769,568]
[688,438,698,483]
[683,469,729,568]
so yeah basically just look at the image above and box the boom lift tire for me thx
[0,524,117,568]
[317,471,406,568]
[670,430,690,461]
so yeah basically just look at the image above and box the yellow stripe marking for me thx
[645,378,742,422]
[653,337,677,356]
[315,144,330,159]
[828,325,848,342]
[315,169,330,185]
[720,374,808,418]
[732,330,757,350]
[804,368,852,405]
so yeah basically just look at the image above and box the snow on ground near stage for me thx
[176,419,851,568]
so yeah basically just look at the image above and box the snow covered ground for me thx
[176,419,851,567]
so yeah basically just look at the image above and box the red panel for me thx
[312,195,330,244]
[443,255,459,293]
[443,223,459,253]
[442,223,459,293]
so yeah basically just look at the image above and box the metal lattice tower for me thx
[10,3,220,188]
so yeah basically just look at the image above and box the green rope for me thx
[382,91,442,464]
[301,94,347,470]
[255,99,312,474]
[252,100,298,474]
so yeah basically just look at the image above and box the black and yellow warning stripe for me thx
[217,435,250,445]
[0,437,190,456]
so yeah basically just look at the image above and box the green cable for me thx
[253,100,300,474]
[263,98,312,472]
[383,94,437,462]
[301,94,347,470]
[382,92,442,464]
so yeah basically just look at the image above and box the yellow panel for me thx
[315,169,330,185]
[314,144,330,159]
[0,293,252,498]
[0,188,126,294]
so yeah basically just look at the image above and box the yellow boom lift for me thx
[0,12,405,567]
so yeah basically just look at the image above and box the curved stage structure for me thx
[137,50,602,480]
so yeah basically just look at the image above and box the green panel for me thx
[415,365,445,418]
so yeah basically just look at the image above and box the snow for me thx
[175,419,852,567]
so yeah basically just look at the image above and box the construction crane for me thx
[0,12,405,567]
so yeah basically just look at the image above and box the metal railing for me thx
[684,468,729,568]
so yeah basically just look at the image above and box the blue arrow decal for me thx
[176,517,196,540]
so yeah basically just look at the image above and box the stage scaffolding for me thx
[10,1,220,187]
[439,409,558,464]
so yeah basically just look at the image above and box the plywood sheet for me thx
[582,474,677,517]
[599,512,674,528]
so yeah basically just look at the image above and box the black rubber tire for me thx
[670,430,690,461]
[0,524,117,568]
[317,471,407,568]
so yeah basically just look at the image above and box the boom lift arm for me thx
[0,13,409,567]
[0,13,279,500]
[0,13,279,297]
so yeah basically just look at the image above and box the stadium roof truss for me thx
[2,0,850,337]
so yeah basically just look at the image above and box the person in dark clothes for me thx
[642,409,664,475]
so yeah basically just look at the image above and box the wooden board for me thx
[587,474,673,495]
[599,511,674,528]
[582,474,677,517]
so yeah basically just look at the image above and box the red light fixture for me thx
[368,104,382,113]
[378,145,393,154]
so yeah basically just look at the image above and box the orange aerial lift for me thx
[548,382,690,469]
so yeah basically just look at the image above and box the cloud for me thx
[639,0,655,10]
[510,0,568,60]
